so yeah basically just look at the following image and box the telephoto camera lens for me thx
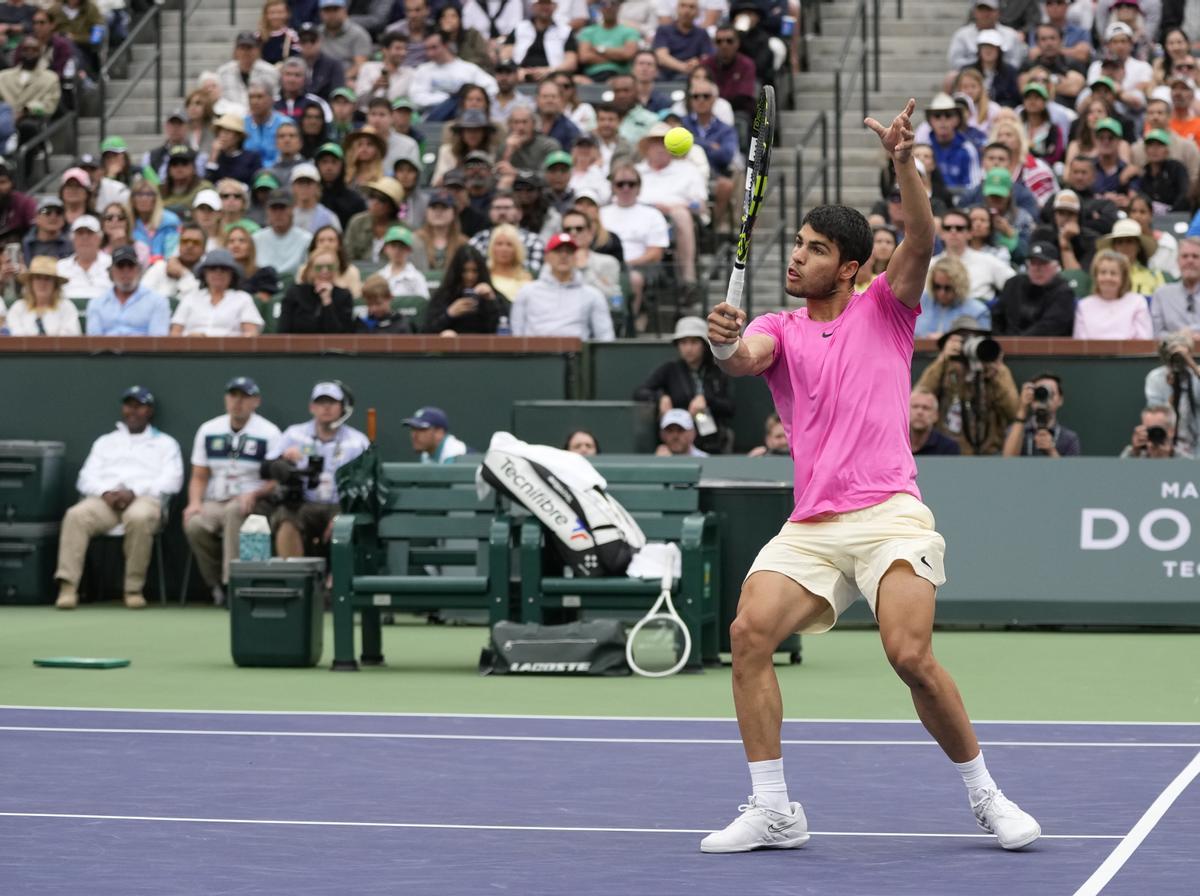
[1147,425,1169,446]
[1033,385,1050,403]
[961,335,1001,364]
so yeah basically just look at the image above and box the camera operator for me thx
[1144,329,1200,455]
[266,381,370,559]
[1002,373,1081,457]
[915,315,1019,455]
[1120,405,1192,458]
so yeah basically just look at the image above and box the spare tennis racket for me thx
[625,568,691,678]
[712,84,776,361]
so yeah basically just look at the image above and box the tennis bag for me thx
[479,620,629,676]
[479,441,645,577]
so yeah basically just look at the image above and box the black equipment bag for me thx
[479,620,629,676]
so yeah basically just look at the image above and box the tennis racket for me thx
[625,568,691,678]
[712,84,775,361]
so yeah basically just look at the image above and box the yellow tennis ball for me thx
[664,126,694,157]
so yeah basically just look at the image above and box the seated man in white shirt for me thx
[252,190,312,277]
[635,122,707,294]
[600,161,671,325]
[140,222,205,302]
[408,31,498,121]
[57,215,111,302]
[931,207,1014,303]
[54,385,184,610]
[183,377,283,606]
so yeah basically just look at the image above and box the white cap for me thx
[975,28,1005,49]
[311,381,346,402]
[193,188,220,210]
[290,162,320,183]
[71,214,101,233]
[660,409,695,431]
[1105,21,1134,41]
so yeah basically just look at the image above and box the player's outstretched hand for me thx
[708,302,746,348]
[865,98,916,164]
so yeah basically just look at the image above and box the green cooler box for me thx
[0,522,60,604]
[0,441,65,522]
[229,559,325,667]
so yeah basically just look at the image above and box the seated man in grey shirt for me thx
[512,232,614,340]
[1151,236,1200,337]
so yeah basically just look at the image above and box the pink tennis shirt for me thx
[744,274,922,521]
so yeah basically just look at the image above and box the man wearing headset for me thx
[270,380,369,558]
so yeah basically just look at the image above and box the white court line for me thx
[2,705,1198,726]
[0,811,1121,840]
[1,725,1197,748]
[1072,751,1200,896]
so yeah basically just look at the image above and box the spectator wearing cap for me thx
[577,0,640,82]
[654,409,708,457]
[78,151,130,214]
[636,122,705,288]
[140,222,205,303]
[335,88,366,137]
[296,23,346,101]
[266,121,308,186]
[1164,70,1200,144]
[160,147,212,213]
[512,168,561,241]
[184,377,283,605]
[317,0,372,81]
[279,243,355,333]
[541,150,576,214]
[534,79,582,151]
[217,31,280,112]
[169,248,264,336]
[205,113,264,187]
[0,156,35,245]
[22,196,70,263]
[404,406,468,464]
[5,255,79,335]
[470,190,545,272]
[566,135,610,204]
[490,60,536,125]
[129,175,181,263]
[512,231,614,339]
[287,164,339,236]
[379,224,428,298]
[190,190,222,250]
[253,189,312,277]
[315,142,366,228]
[980,167,1035,260]
[635,315,733,453]
[57,167,94,230]
[343,175,403,262]
[244,83,291,170]
[1136,98,1200,183]
[57,214,111,302]
[53,385,183,610]
[925,94,981,190]
[991,239,1076,335]
[971,29,1021,107]
[389,96,420,144]
[1102,0,1155,61]
[496,106,558,180]
[413,188,470,275]
[1097,216,1164,295]
[947,0,1026,74]
[915,255,992,339]
[410,32,498,121]
[1018,82,1065,165]
[1130,129,1190,211]
[143,108,192,182]
[1048,188,1100,272]
[1088,116,1133,203]
[248,171,278,227]
[354,29,413,107]
[1083,21,1152,112]
[503,0,578,83]
[393,144,428,228]
[100,135,134,186]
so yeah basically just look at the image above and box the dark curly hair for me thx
[801,205,873,268]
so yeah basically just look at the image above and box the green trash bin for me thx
[0,522,60,604]
[0,441,65,522]
[229,559,325,667]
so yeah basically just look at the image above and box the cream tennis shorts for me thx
[745,493,947,634]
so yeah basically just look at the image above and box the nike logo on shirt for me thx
[821,331,833,338]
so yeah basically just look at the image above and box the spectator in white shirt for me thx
[216,31,279,112]
[57,215,112,302]
[408,31,498,121]
[169,248,265,336]
[636,122,706,291]
[5,255,81,335]
[380,224,429,298]
[253,189,312,276]
[54,385,184,609]
[183,376,283,605]
[600,161,670,324]
[354,29,413,105]
[141,222,205,302]
[931,207,1014,302]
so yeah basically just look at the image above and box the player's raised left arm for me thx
[866,99,932,309]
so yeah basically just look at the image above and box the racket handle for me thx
[711,266,745,360]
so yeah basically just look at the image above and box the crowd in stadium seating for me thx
[0,0,797,341]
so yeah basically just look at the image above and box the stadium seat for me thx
[1060,269,1092,299]
[329,463,515,670]
[1154,212,1192,237]
[517,459,720,671]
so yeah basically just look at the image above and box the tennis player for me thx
[701,99,1041,853]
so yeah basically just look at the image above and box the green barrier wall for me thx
[512,401,659,453]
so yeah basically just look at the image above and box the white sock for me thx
[748,758,790,813]
[954,752,997,800]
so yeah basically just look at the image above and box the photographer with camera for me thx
[915,315,1019,455]
[1120,405,1191,459]
[1001,373,1081,457]
[1143,329,1200,456]
[267,381,370,559]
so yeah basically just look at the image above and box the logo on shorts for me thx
[920,555,933,570]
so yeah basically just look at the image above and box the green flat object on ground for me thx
[33,657,131,669]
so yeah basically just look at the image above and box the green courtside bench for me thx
[330,462,514,670]
[517,459,721,671]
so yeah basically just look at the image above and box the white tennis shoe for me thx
[700,796,810,853]
[971,788,1041,850]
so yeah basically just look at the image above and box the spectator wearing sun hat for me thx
[204,112,264,187]
[57,215,112,302]
[343,175,404,262]
[512,231,614,340]
[57,166,93,229]
[5,255,79,335]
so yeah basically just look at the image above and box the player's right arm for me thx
[707,301,776,376]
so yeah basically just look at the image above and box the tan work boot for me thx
[123,592,147,609]
[55,584,78,610]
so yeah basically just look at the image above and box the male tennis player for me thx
[701,99,1040,853]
